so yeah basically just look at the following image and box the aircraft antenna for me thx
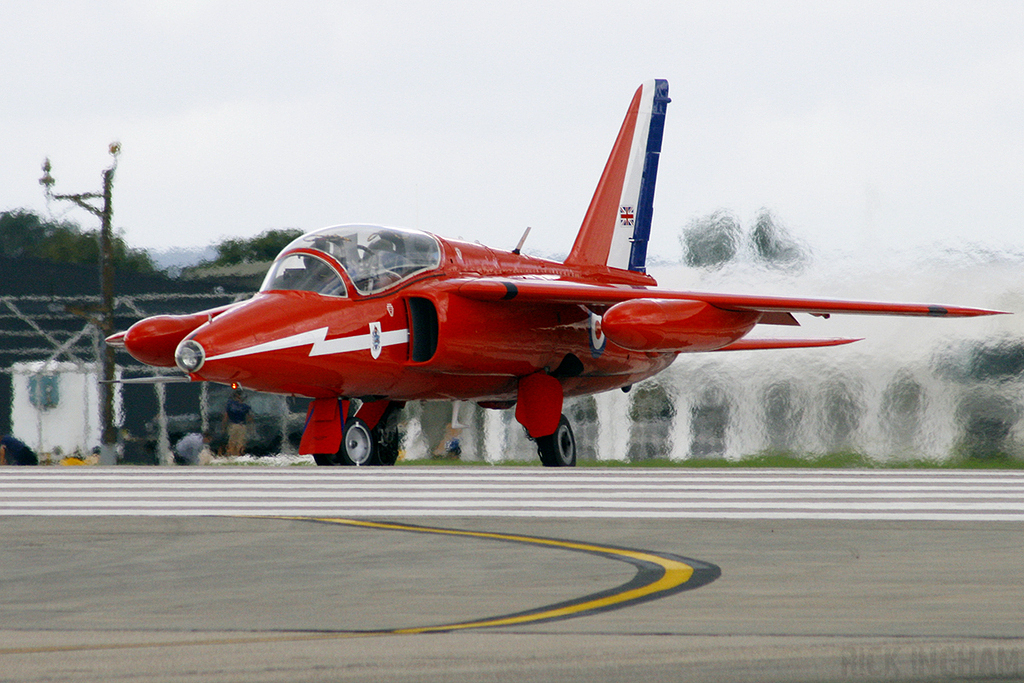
[512,226,532,255]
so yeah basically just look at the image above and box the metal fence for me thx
[1,292,244,462]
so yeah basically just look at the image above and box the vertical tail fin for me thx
[564,79,670,273]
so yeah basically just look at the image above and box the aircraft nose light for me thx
[175,340,206,374]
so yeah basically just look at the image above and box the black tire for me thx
[373,404,402,466]
[339,418,377,466]
[313,453,337,466]
[536,415,576,467]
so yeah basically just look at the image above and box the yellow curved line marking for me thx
[309,517,695,633]
[0,516,702,655]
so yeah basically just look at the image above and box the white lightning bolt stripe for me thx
[205,327,409,362]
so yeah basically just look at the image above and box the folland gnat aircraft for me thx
[110,80,1003,467]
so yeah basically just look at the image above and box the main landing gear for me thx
[515,372,577,467]
[534,415,576,467]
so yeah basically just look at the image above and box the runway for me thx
[2,467,1023,682]
[3,466,1024,520]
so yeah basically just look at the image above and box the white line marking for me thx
[205,327,408,362]
[2,469,1024,520]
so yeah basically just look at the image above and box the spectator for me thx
[174,431,212,466]
[0,435,38,466]
[223,390,253,456]
[432,401,467,460]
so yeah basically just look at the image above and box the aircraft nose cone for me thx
[175,339,206,374]
[121,315,205,367]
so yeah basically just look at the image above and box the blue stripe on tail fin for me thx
[627,79,670,273]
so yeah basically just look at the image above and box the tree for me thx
[679,209,809,269]
[206,228,303,266]
[0,209,158,274]
[750,209,805,267]
[0,210,50,256]
[680,210,742,267]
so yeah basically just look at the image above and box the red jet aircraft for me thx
[111,80,1002,466]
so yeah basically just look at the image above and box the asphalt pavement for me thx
[2,469,1023,682]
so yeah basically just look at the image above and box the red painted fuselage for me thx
[123,229,692,404]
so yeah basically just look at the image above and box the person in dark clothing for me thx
[223,390,253,456]
[0,435,38,466]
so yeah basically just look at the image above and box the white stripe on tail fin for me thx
[565,79,670,273]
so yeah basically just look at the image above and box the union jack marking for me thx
[619,206,635,226]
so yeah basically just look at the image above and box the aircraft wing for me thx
[455,277,1003,318]
[456,276,1003,353]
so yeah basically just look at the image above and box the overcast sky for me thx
[3,1,1023,260]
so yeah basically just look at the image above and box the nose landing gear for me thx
[312,400,402,466]
[338,417,375,465]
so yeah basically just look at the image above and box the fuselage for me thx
[122,224,738,403]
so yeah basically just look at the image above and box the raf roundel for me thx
[369,322,383,359]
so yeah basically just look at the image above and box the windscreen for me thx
[269,225,442,295]
[260,253,347,297]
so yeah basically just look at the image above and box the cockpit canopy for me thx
[260,225,442,296]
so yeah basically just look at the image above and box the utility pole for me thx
[39,143,121,466]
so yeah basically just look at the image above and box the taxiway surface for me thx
[2,468,1023,682]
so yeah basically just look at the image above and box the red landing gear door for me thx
[299,398,342,455]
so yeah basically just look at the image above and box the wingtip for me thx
[942,306,1012,317]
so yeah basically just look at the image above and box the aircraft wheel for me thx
[339,418,377,466]
[312,453,337,466]
[373,404,402,466]
[375,440,399,466]
[536,415,576,467]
